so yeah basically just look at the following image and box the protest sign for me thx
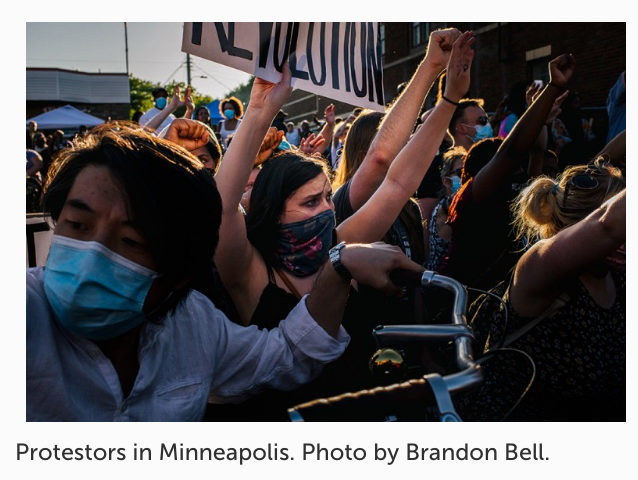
[182,22,385,111]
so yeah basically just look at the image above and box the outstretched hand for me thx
[184,86,195,111]
[443,31,475,103]
[248,63,293,118]
[299,133,326,154]
[425,28,462,71]
[163,119,209,152]
[525,82,542,106]
[549,54,576,87]
[324,104,336,125]
[170,85,186,110]
[340,242,424,298]
[546,90,569,125]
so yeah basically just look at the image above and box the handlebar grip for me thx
[288,378,437,422]
[389,269,424,288]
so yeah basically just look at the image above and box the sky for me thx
[26,22,252,99]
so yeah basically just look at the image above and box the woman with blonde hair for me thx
[463,158,626,421]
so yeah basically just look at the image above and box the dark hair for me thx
[194,106,213,127]
[220,96,244,119]
[195,121,222,172]
[505,82,528,118]
[245,151,329,266]
[332,109,383,189]
[449,98,485,135]
[42,122,222,309]
[461,137,503,184]
[333,109,425,265]
[152,87,168,99]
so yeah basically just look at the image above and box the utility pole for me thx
[186,53,192,86]
[124,22,129,76]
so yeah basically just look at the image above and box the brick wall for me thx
[283,22,626,138]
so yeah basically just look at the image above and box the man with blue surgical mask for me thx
[139,87,176,133]
[450,99,493,150]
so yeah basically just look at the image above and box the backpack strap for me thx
[274,268,303,301]
[490,290,571,351]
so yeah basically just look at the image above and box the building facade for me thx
[284,22,625,140]
[26,68,130,125]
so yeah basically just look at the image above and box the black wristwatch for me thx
[329,241,352,282]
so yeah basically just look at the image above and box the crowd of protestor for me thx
[26,28,626,422]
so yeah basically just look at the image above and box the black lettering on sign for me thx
[307,22,326,86]
[289,22,309,80]
[342,22,351,92]
[367,23,384,105]
[273,22,294,72]
[350,23,367,98]
[191,22,203,46]
[258,22,274,69]
[331,23,340,90]
[214,22,253,60]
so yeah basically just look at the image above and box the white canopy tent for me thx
[26,105,105,130]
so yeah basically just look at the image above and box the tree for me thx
[223,77,255,108]
[129,75,214,120]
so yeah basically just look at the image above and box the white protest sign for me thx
[182,22,385,112]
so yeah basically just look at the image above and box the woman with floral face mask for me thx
[209,31,475,420]
[217,96,243,147]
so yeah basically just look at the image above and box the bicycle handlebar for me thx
[288,269,484,421]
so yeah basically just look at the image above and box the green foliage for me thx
[223,77,255,107]
[128,75,215,120]
[129,75,157,119]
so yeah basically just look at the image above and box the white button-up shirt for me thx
[26,268,349,421]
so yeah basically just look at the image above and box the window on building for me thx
[411,22,429,48]
[529,58,551,86]
[379,23,386,56]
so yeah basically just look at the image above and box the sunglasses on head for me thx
[563,173,599,207]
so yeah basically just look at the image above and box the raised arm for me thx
[213,65,292,289]
[311,104,336,155]
[597,129,626,170]
[347,28,462,211]
[510,189,626,317]
[182,86,195,119]
[145,86,184,131]
[337,31,474,244]
[472,54,576,202]
[528,88,569,177]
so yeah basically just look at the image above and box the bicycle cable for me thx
[467,286,510,351]
[476,347,536,421]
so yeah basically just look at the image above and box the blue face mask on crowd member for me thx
[448,175,462,195]
[155,97,167,110]
[43,235,159,341]
[224,109,235,120]
[274,209,336,277]
[463,123,493,143]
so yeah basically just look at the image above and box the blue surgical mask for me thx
[464,123,493,143]
[155,97,167,110]
[43,235,159,341]
[448,175,462,195]
[274,209,336,277]
[223,109,235,120]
